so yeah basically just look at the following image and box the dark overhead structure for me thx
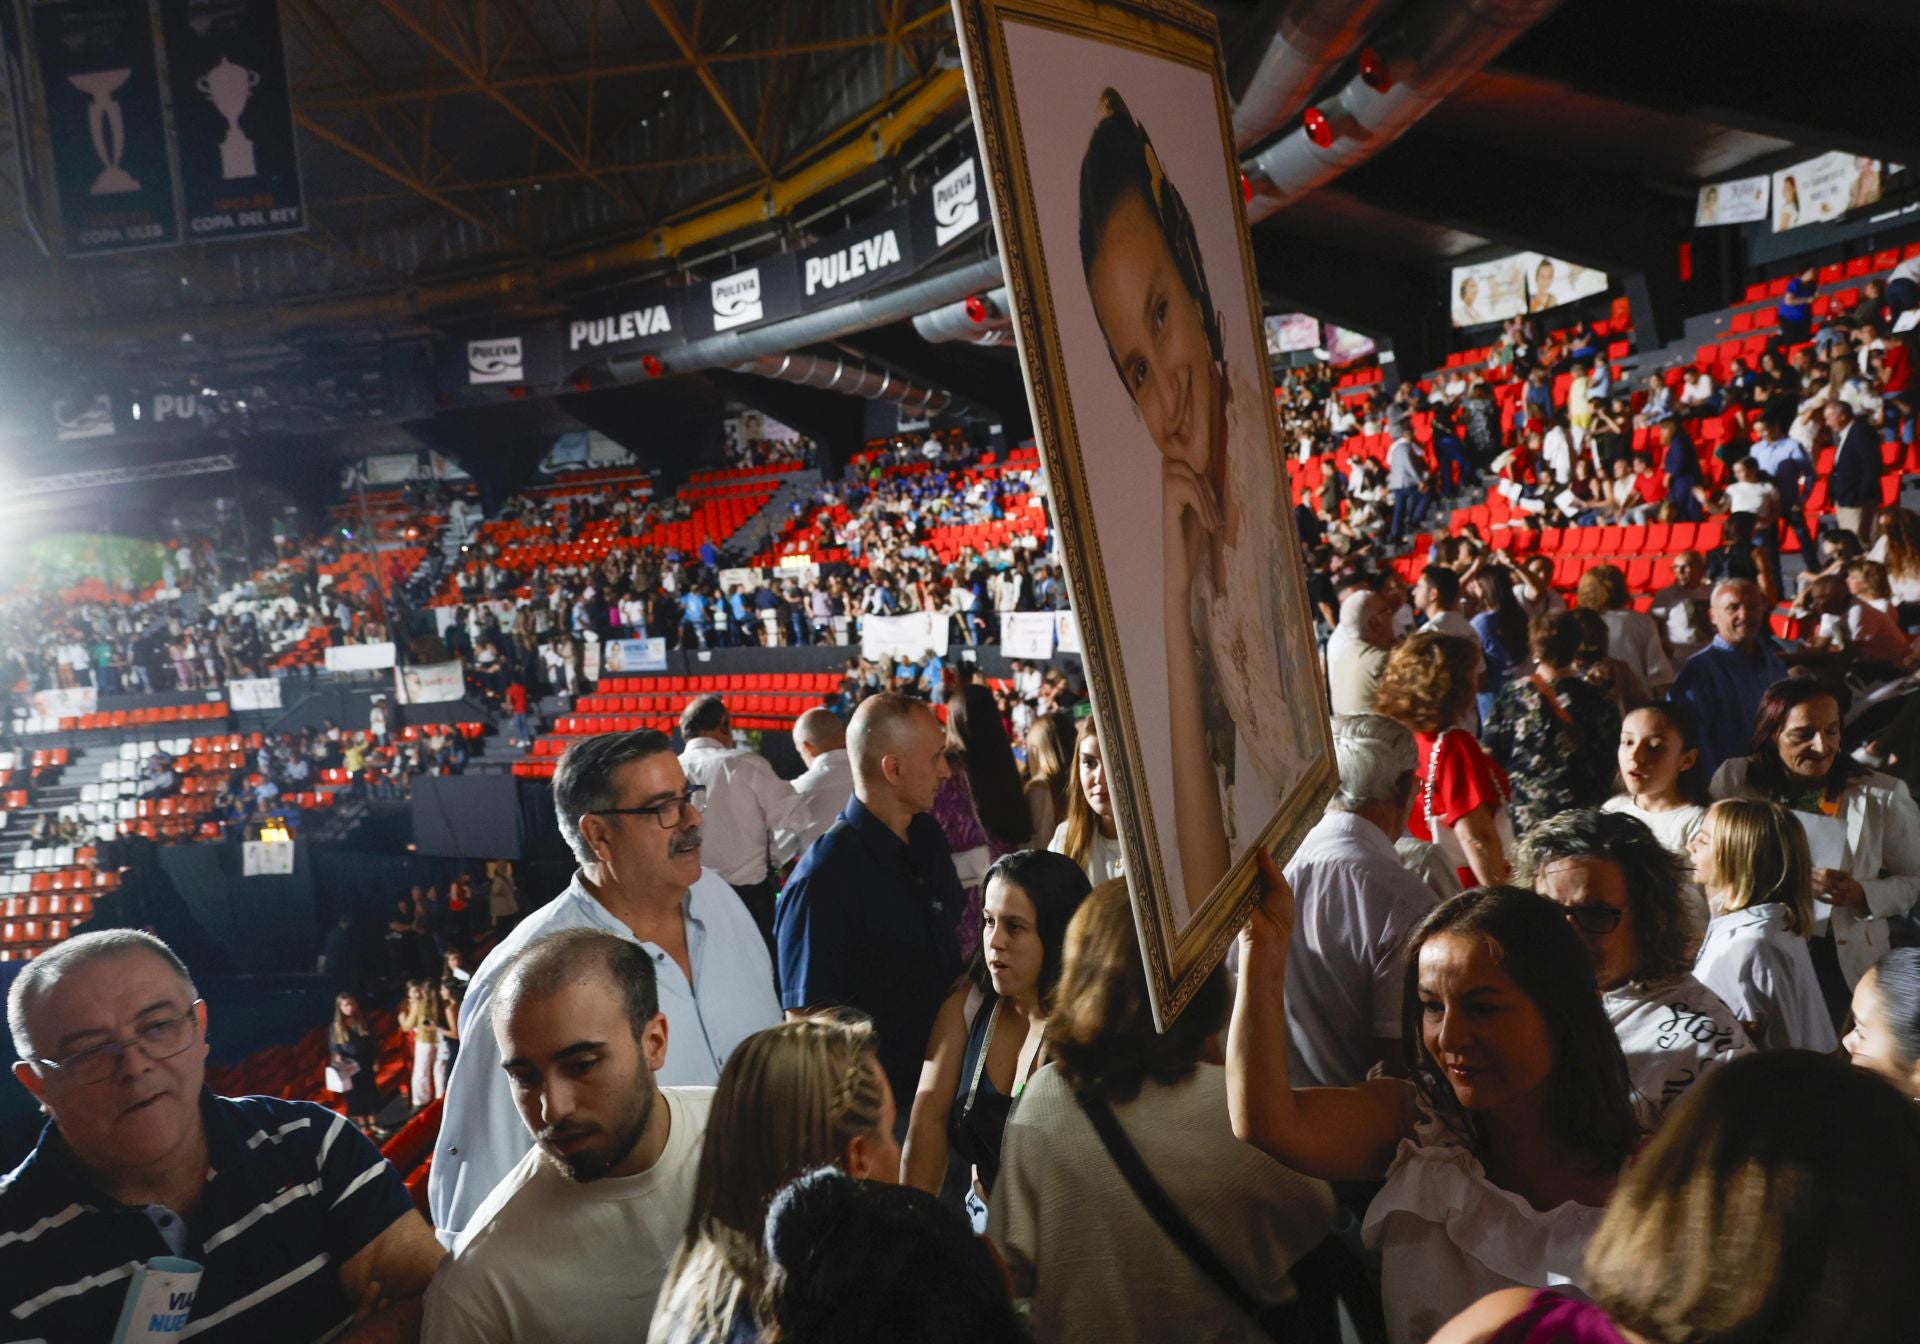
[1,0,1916,479]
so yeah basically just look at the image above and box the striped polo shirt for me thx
[0,1090,412,1342]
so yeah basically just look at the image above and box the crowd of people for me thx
[10,263,1920,1343]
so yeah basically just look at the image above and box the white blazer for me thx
[1711,757,1920,987]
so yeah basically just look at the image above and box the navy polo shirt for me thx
[0,1091,412,1342]
[776,796,964,1112]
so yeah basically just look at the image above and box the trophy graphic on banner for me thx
[197,57,260,179]
[68,69,139,195]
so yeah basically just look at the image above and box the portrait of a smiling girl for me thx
[1076,86,1310,909]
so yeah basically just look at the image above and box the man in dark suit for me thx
[1827,399,1884,544]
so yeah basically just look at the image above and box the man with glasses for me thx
[429,729,778,1245]
[2,929,444,1340]
[1516,809,1752,1130]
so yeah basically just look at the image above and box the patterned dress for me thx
[1481,673,1622,837]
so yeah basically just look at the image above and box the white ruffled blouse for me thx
[1361,1101,1606,1344]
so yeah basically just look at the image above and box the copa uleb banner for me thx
[323,642,396,673]
[396,660,464,704]
[227,677,281,711]
[1000,611,1056,659]
[862,612,950,661]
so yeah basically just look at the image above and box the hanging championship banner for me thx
[0,0,49,253]
[31,0,180,255]
[157,0,305,241]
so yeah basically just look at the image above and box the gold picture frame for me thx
[953,0,1336,1026]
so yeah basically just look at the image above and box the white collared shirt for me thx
[428,869,778,1245]
[1695,903,1838,1053]
[679,736,812,886]
[1283,811,1438,1087]
[792,747,855,849]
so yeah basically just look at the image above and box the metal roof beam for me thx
[646,0,775,179]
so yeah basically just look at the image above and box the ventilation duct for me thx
[608,254,1005,382]
[1243,0,1566,222]
[1231,0,1398,148]
[732,352,956,417]
[912,288,1014,345]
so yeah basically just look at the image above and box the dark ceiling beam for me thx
[1328,124,1696,346]
[1248,228,1437,378]
[1493,0,1920,165]
[646,0,777,179]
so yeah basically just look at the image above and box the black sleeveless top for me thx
[951,994,1017,1195]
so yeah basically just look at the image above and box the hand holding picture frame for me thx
[953,0,1335,1026]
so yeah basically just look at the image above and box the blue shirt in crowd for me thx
[1673,635,1789,774]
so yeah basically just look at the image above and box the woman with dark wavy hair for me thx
[1229,855,1639,1344]
[1711,674,1920,1003]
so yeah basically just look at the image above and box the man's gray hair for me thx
[7,929,198,1059]
[552,729,675,866]
[1330,714,1417,810]
[1710,576,1761,604]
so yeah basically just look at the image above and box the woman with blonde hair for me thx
[1431,1050,1920,1343]
[1047,716,1124,885]
[1021,712,1074,846]
[1688,799,1836,1051]
[1374,633,1513,887]
[397,978,442,1108]
[648,1013,899,1344]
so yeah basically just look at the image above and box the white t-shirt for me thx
[1603,974,1751,1131]
[423,1086,714,1343]
[1723,480,1778,519]
[1049,820,1124,886]
[1694,904,1839,1053]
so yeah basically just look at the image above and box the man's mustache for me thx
[669,827,703,855]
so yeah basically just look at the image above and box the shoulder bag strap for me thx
[1074,1091,1289,1340]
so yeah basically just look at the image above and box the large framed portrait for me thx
[953,0,1335,1025]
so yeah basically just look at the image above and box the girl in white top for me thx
[1689,799,1839,1053]
[1229,857,1641,1344]
[1602,702,1710,943]
[1047,718,1125,886]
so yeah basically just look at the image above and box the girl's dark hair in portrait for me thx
[1078,86,1223,375]
[1399,885,1641,1171]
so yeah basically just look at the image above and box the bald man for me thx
[791,707,855,846]
[1671,578,1788,774]
[774,693,964,1124]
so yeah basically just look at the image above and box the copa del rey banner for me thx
[157,0,306,241]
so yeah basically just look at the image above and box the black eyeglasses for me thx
[35,1003,203,1085]
[590,786,706,829]
[1561,904,1625,937]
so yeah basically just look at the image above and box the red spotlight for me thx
[571,376,594,392]
[1241,172,1253,204]
[964,294,988,323]
[1303,106,1335,149]
[1358,47,1392,92]
[507,385,528,400]
[640,354,665,378]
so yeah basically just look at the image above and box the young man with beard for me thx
[422,931,712,1342]
[429,730,779,1245]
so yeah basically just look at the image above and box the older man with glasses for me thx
[2,929,444,1341]
[428,729,779,1246]
[1516,808,1753,1132]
